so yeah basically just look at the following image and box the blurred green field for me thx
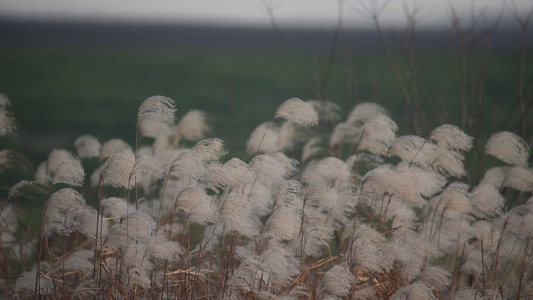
[0,45,529,173]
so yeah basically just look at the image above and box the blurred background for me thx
[0,0,532,173]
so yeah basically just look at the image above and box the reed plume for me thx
[358,116,398,156]
[102,149,135,188]
[429,124,473,152]
[346,102,389,126]
[274,97,319,126]
[318,263,356,298]
[485,131,529,167]
[174,109,212,142]
[501,166,533,192]
[100,138,132,159]
[192,137,227,162]
[51,157,85,186]
[74,134,101,158]
[137,95,176,125]
[246,121,281,155]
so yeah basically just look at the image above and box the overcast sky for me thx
[1,0,531,29]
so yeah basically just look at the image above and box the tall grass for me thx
[1,2,533,298]
[0,93,531,299]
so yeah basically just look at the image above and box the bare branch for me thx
[260,0,319,90]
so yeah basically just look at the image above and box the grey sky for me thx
[0,0,531,29]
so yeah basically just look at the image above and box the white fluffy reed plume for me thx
[223,158,253,187]
[461,249,491,277]
[51,157,85,186]
[274,97,319,126]
[117,212,155,241]
[46,149,76,176]
[501,166,533,192]
[246,121,281,155]
[304,185,340,212]
[362,168,425,208]
[7,180,47,202]
[437,183,472,217]
[101,197,130,221]
[358,116,398,156]
[169,149,206,180]
[123,243,152,289]
[396,164,447,199]
[306,102,340,130]
[430,149,467,178]
[64,205,101,239]
[174,187,209,213]
[300,221,333,257]
[0,93,17,137]
[146,233,182,262]
[103,224,129,251]
[34,164,47,185]
[250,153,298,189]
[137,95,176,125]
[192,138,227,161]
[130,155,164,184]
[405,139,467,178]
[421,183,472,253]
[226,263,257,294]
[348,224,394,273]
[259,243,299,287]
[100,138,132,159]
[318,263,356,298]
[263,206,300,241]
[301,156,348,187]
[46,189,102,239]
[469,220,495,246]
[186,199,218,225]
[329,121,362,150]
[429,124,473,152]
[139,119,172,138]
[469,184,504,218]
[273,179,301,209]
[47,188,85,213]
[200,158,251,193]
[503,205,533,237]
[388,135,426,162]
[308,100,341,123]
[245,180,276,218]
[102,149,135,188]
[200,162,228,192]
[485,131,529,167]
[74,134,101,158]
[346,102,389,126]
[174,109,212,142]
[220,192,256,236]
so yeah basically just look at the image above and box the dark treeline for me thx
[0,18,527,52]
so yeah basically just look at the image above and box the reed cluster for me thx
[0,95,532,299]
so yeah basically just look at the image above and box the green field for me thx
[0,45,530,169]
